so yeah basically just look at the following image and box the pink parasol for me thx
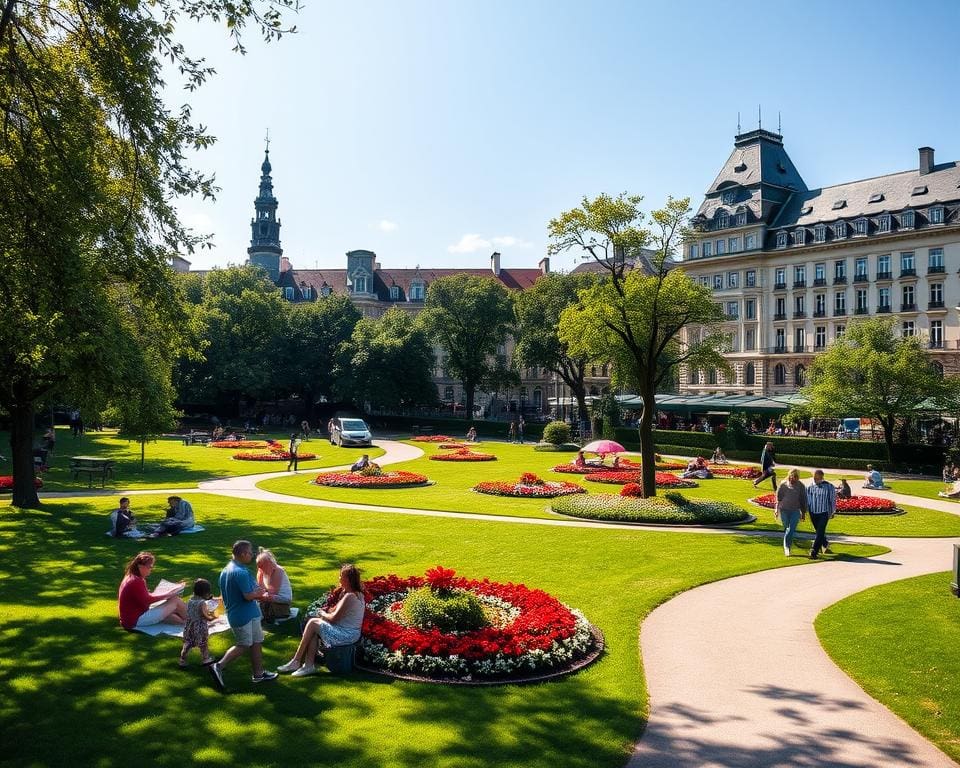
[581,439,626,455]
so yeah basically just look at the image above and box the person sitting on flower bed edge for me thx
[277,564,365,677]
[862,464,888,490]
[710,447,728,464]
[350,454,370,472]
[681,456,713,480]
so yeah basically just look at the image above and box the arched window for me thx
[533,388,543,410]
[708,368,717,385]
[745,363,755,386]
[933,361,944,378]
[774,364,786,386]
[795,364,807,387]
[690,368,700,385]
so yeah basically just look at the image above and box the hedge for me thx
[377,415,545,440]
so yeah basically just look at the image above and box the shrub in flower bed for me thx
[314,469,429,488]
[210,440,272,449]
[305,566,599,682]
[551,491,751,525]
[411,435,455,442]
[585,471,698,489]
[0,476,43,491]
[429,448,497,462]
[750,493,900,515]
[710,466,762,479]
[474,472,585,498]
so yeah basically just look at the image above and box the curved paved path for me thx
[37,439,960,766]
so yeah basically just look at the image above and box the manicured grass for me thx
[0,428,383,491]
[0,493,885,768]
[816,572,960,763]
[258,441,960,538]
[874,478,959,504]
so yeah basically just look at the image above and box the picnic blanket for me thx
[132,606,299,638]
[106,524,206,537]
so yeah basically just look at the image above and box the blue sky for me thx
[171,0,960,273]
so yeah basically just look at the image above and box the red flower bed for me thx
[585,471,698,489]
[308,567,597,681]
[438,443,469,449]
[474,474,585,498]
[233,450,318,461]
[315,470,429,488]
[711,466,762,479]
[411,435,454,442]
[430,448,496,462]
[0,476,43,491]
[551,464,606,474]
[211,440,273,449]
[750,494,898,514]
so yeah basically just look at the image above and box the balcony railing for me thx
[833,276,847,285]
[813,310,826,318]
[877,304,892,313]
[774,282,787,290]
[813,277,827,287]
[793,311,806,319]
[876,271,893,280]
[773,313,787,321]
[929,265,946,274]
[793,279,806,288]
[855,306,869,315]
[773,345,787,354]
[901,303,917,312]
[929,300,945,309]
[833,308,847,316]
[900,267,917,278]
[930,340,944,349]
[853,273,869,283]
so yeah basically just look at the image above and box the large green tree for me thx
[420,274,516,419]
[551,194,727,497]
[800,316,958,461]
[0,0,293,507]
[338,308,438,411]
[513,271,597,422]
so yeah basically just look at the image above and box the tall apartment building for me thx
[679,129,960,395]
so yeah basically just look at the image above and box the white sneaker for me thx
[784,547,791,557]
[290,665,317,678]
[277,659,301,673]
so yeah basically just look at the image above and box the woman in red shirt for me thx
[118,551,188,630]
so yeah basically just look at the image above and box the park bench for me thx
[69,456,114,488]
[183,432,212,446]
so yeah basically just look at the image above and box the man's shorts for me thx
[231,617,265,646]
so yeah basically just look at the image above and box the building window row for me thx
[776,207,947,249]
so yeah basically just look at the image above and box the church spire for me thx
[247,142,283,281]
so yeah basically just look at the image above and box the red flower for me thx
[750,493,896,512]
[315,470,429,488]
[429,448,496,461]
[411,435,455,442]
[425,565,457,591]
[0,476,43,490]
[473,475,585,498]
[585,471,697,488]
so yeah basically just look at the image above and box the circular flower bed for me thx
[0,476,43,491]
[210,440,272,449]
[438,443,470,449]
[551,463,606,475]
[585,471,698,489]
[314,469,429,488]
[552,492,752,525]
[710,466,763,479]
[411,435,454,442]
[474,473,585,498]
[750,493,901,515]
[430,448,497,462]
[233,449,318,461]
[306,566,600,683]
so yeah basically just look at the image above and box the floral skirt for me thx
[318,619,359,648]
[182,619,208,649]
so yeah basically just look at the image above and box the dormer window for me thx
[814,224,826,243]
[854,218,868,236]
[929,205,945,224]
[284,287,294,301]
[410,281,425,301]
[389,285,400,300]
[717,212,729,229]
[877,214,891,233]
[911,185,928,196]
[320,282,331,298]
[868,193,884,203]
[835,221,847,239]
[735,211,747,226]
[793,229,805,246]
[799,205,813,216]
[301,285,312,300]
[353,276,368,293]
[776,231,788,249]
[832,200,847,210]
[901,210,915,229]
[721,190,736,205]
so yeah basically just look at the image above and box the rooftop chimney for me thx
[490,251,501,276]
[280,256,292,273]
[919,146,935,176]
[538,256,550,275]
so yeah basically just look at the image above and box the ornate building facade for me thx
[679,129,960,395]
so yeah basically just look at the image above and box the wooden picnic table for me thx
[183,432,212,446]
[69,456,115,487]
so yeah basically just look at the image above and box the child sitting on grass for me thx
[180,578,217,668]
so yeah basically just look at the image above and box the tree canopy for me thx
[551,193,727,496]
[420,274,516,419]
[800,316,959,460]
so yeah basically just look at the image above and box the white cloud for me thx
[377,219,398,232]
[448,233,533,253]
[447,233,492,253]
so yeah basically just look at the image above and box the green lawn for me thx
[816,572,960,763]
[0,493,885,768]
[0,428,383,491]
[873,478,959,504]
[257,441,960,538]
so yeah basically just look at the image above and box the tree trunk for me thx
[140,439,146,471]
[10,403,40,508]
[463,383,475,421]
[638,390,657,498]
[881,416,895,463]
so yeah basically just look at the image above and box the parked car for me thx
[330,417,373,447]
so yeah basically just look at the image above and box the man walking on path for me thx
[210,540,277,691]
[807,469,836,559]
[287,433,301,472]
[518,416,526,444]
[752,441,777,491]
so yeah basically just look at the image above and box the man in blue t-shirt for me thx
[209,540,277,690]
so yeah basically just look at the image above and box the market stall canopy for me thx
[616,393,807,415]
